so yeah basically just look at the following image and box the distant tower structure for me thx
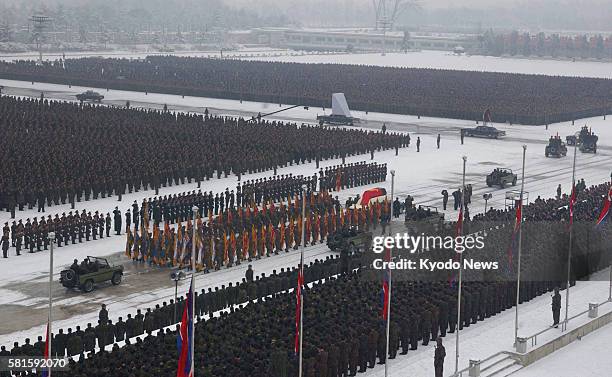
[30,14,52,64]
[373,0,407,32]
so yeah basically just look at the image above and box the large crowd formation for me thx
[1,56,611,124]
[0,96,407,217]
[3,178,610,377]
[126,189,388,270]
[0,161,387,260]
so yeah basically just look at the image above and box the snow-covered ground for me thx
[3,48,611,79]
[0,46,298,62]
[0,78,611,375]
[513,320,612,377]
[243,50,612,79]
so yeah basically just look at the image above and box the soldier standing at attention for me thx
[114,207,122,235]
[1,234,8,258]
[246,264,254,283]
[99,304,109,324]
[552,287,561,328]
[441,190,449,211]
[434,337,446,377]
[416,137,421,152]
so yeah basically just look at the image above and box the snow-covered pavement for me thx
[513,318,612,377]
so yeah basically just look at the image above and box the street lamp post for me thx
[564,134,579,331]
[171,271,185,324]
[47,232,55,377]
[384,170,395,377]
[514,145,527,346]
[191,206,198,375]
[483,193,492,215]
[454,156,467,376]
[298,184,307,377]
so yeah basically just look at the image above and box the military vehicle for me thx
[545,136,567,157]
[60,256,124,293]
[462,125,506,139]
[486,168,517,188]
[75,90,104,102]
[580,133,598,153]
[317,93,360,126]
[405,205,445,224]
[326,227,372,255]
[566,125,591,146]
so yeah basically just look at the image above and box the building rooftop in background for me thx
[251,27,479,52]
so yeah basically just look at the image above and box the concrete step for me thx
[483,357,520,377]
[479,354,512,374]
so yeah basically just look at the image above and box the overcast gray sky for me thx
[2,0,612,31]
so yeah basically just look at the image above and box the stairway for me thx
[476,353,523,377]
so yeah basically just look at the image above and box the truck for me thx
[462,125,506,139]
[76,90,104,103]
[580,133,598,153]
[545,136,567,157]
[317,93,360,126]
[60,256,124,293]
[566,125,591,146]
[486,168,517,188]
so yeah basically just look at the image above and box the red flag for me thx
[176,279,194,377]
[381,247,391,320]
[294,253,304,354]
[569,185,576,226]
[41,323,50,377]
[596,187,612,226]
[449,206,464,286]
[507,199,522,268]
[455,205,463,237]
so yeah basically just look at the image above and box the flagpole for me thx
[191,207,198,376]
[299,184,307,377]
[564,138,578,331]
[514,145,527,346]
[384,170,395,377]
[608,262,611,302]
[48,232,55,377]
[454,156,466,375]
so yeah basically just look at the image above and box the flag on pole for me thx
[449,205,464,286]
[381,247,391,320]
[176,279,194,377]
[294,253,304,354]
[569,185,576,226]
[125,227,133,257]
[506,199,522,269]
[455,205,463,238]
[596,187,612,226]
[41,323,50,377]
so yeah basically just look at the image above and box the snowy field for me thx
[0,46,298,62]
[0,78,611,376]
[513,320,612,377]
[3,48,612,79]
[243,50,612,79]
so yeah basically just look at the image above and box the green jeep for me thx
[327,227,372,255]
[60,256,124,293]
